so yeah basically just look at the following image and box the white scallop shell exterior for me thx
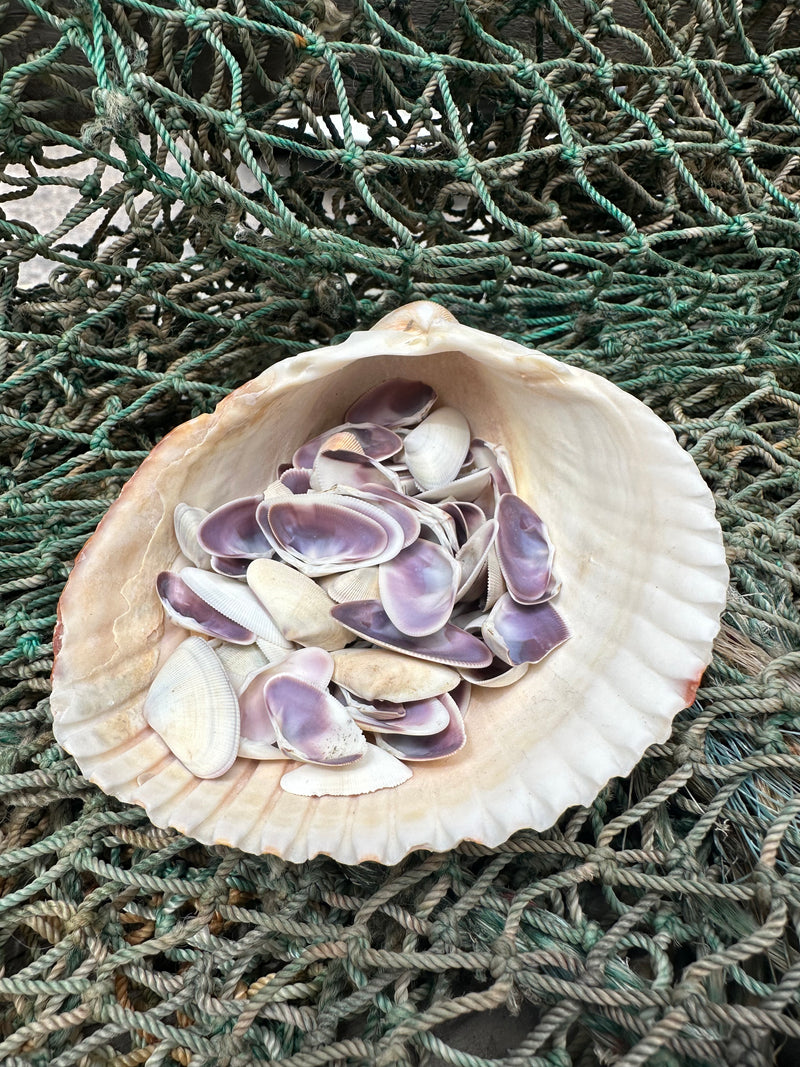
[50,301,728,864]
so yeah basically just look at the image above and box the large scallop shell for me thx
[50,301,728,864]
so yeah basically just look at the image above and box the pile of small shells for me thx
[145,379,569,797]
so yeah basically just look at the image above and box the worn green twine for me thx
[2,0,800,1062]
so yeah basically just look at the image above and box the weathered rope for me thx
[2,0,800,1062]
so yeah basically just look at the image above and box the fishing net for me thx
[2,0,800,1062]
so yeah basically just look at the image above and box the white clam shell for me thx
[51,300,728,864]
[281,742,412,797]
[213,642,269,693]
[173,503,212,568]
[319,566,381,603]
[415,466,492,504]
[180,567,289,646]
[403,406,471,491]
[246,558,352,651]
[143,637,240,779]
[331,648,460,703]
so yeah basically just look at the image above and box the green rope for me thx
[2,0,800,1062]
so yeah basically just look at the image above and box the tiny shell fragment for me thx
[281,743,411,797]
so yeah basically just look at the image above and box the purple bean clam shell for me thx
[331,600,493,668]
[156,571,255,644]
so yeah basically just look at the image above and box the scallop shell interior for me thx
[50,301,728,864]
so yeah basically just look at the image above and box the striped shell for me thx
[50,301,727,864]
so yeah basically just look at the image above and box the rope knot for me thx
[6,491,25,516]
[589,845,618,881]
[124,167,146,189]
[184,10,212,30]
[594,60,614,87]
[623,233,647,257]
[750,56,774,78]
[341,148,364,170]
[225,114,249,139]
[489,936,520,979]
[727,215,754,238]
[514,58,538,81]
[301,33,324,57]
[560,143,583,166]
[725,136,748,157]
[79,174,102,199]
[454,156,476,181]
[89,427,112,452]
[674,738,703,765]
[19,633,41,658]
[652,134,674,157]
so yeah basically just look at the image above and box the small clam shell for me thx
[330,600,493,668]
[239,670,279,743]
[238,648,334,762]
[375,693,466,761]
[345,379,437,427]
[456,519,498,603]
[496,493,555,604]
[214,642,269,693]
[403,407,472,491]
[378,539,459,637]
[258,496,404,576]
[335,484,420,547]
[310,450,401,493]
[265,675,367,765]
[144,637,239,779]
[358,483,456,551]
[263,477,294,500]
[279,468,313,495]
[261,497,387,566]
[239,647,335,741]
[441,501,486,545]
[321,430,365,454]
[482,593,570,666]
[210,555,252,578]
[451,613,515,689]
[198,496,271,559]
[174,504,212,568]
[319,566,381,604]
[256,636,295,661]
[460,659,530,688]
[485,545,506,611]
[449,679,472,717]
[415,466,492,504]
[340,694,407,720]
[348,696,450,735]
[247,558,352,651]
[156,571,255,644]
[293,423,402,468]
[275,646,335,689]
[237,667,285,760]
[180,567,290,646]
[470,439,516,496]
[281,742,411,797]
[331,647,460,702]
[239,738,286,760]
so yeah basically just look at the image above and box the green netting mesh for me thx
[2,0,800,1062]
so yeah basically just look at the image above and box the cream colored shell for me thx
[50,301,728,864]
